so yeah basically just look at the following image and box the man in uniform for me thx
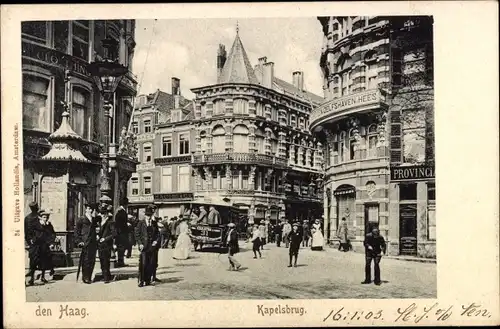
[97,204,116,284]
[74,202,99,284]
[114,197,129,267]
[135,205,161,287]
[362,227,387,285]
[25,201,40,281]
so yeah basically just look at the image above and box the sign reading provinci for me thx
[390,165,435,181]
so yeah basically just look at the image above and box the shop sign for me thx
[22,41,90,77]
[390,165,435,181]
[40,175,67,233]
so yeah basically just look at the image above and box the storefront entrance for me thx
[399,204,418,255]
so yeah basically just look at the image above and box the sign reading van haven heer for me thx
[390,164,435,181]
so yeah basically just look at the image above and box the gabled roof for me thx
[218,33,259,84]
[273,78,324,105]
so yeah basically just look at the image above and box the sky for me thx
[132,18,325,100]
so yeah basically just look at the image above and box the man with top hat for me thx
[25,201,40,281]
[224,222,241,271]
[287,222,302,268]
[114,196,129,267]
[135,205,161,287]
[97,204,116,284]
[74,202,100,284]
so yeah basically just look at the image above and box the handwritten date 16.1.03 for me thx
[323,307,384,322]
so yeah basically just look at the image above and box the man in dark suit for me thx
[362,227,387,285]
[288,223,302,268]
[97,205,116,284]
[151,205,162,283]
[224,223,241,271]
[25,201,40,282]
[114,197,129,267]
[135,205,161,287]
[74,202,99,284]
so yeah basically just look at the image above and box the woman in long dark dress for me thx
[39,210,56,283]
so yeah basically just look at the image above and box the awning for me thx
[333,186,356,196]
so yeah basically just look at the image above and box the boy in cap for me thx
[288,223,302,268]
[135,205,161,287]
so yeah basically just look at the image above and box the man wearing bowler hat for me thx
[135,205,161,287]
[74,202,99,284]
[114,197,129,267]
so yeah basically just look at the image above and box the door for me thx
[364,203,380,235]
[399,204,418,255]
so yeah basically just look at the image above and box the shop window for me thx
[130,176,139,195]
[212,125,226,153]
[162,136,172,157]
[23,75,52,133]
[143,175,152,195]
[179,133,190,155]
[132,121,138,134]
[143,143,152,162]
[161,167,172,192]
[72,21,90,61]
[427,183,436,201]
[72,87,91,139]
[143,119,152,133]
[22,21,48,45]
[399,183,417,200]
[178,165,190,192]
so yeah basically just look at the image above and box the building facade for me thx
[128,79,195,218]
[22,20,138,256]
[190,31,325,225]
[311,16,435,257]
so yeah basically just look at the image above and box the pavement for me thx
[25,242,436,302]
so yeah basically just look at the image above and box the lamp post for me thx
[88,38,128,207]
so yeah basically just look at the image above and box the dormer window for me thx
[171,109,182,123]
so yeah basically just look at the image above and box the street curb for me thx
[324,246,436,264]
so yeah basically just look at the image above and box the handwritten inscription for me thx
[321,302,493,324]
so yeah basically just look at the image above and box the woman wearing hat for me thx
[311,219,325,251]
[173,215,192,260]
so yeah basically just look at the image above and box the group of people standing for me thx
[272,218,325,251]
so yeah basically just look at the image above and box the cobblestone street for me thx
[26,243,436,302]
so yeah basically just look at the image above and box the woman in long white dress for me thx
[173,217,191,260]
[311,219,324,251]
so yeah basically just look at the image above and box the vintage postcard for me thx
[1,1,498,328]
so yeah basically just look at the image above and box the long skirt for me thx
[311,231,324,251]
[173,233,191,260]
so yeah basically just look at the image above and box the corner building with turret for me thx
[191,31,325,225]
[311,16,435,258]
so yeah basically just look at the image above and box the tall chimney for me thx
[217,44,227,82]
[255,56,268,84]
[292,71,304,91]
[262,61,274,88]
[172,77,180,95]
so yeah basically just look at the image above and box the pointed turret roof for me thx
[41,111,90,163]
[218,32,258,84]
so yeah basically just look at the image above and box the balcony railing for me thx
[309,89,388,130]
[192,152,288,167]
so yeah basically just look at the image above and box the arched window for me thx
[199,130,207,152]
[213,99,225,115]
[349,129,356,160]
[23,74,52,133]
[233,98,248,115]
[212,125,226,153]
[367,124,378,158]
[233,124,249,153]
[255,128,265,154]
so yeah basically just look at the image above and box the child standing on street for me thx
[288,223,302,267]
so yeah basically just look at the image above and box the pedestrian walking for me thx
[250,224,262,259]
[169,217,178,249]
[258,222,266,250]
[282,220,292,248]
[135,205,161,287]
[337,217,349,252]
[287,223,302,268]
[311,219,324,251]
[302,220,311,247]
[97,205,116,284]
[362,227,387,285]
[25,201,40,282]
[224,223,241,271]
[274,222,282,247]
[173,216,192,260]
[114,197,129,267]
[74,202,99,284]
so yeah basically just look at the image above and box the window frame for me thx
[179,133,190,155]
[143,174,152,195]
[161,167,173,193]
[143,142,153,163]
[130,176,139,195]
[161,135,172,157]
[177,165,191,192]
[22,68,55,133]
[143,119,152,133]
[70,83,93,140]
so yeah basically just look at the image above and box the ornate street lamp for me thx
[88,37,128,206]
